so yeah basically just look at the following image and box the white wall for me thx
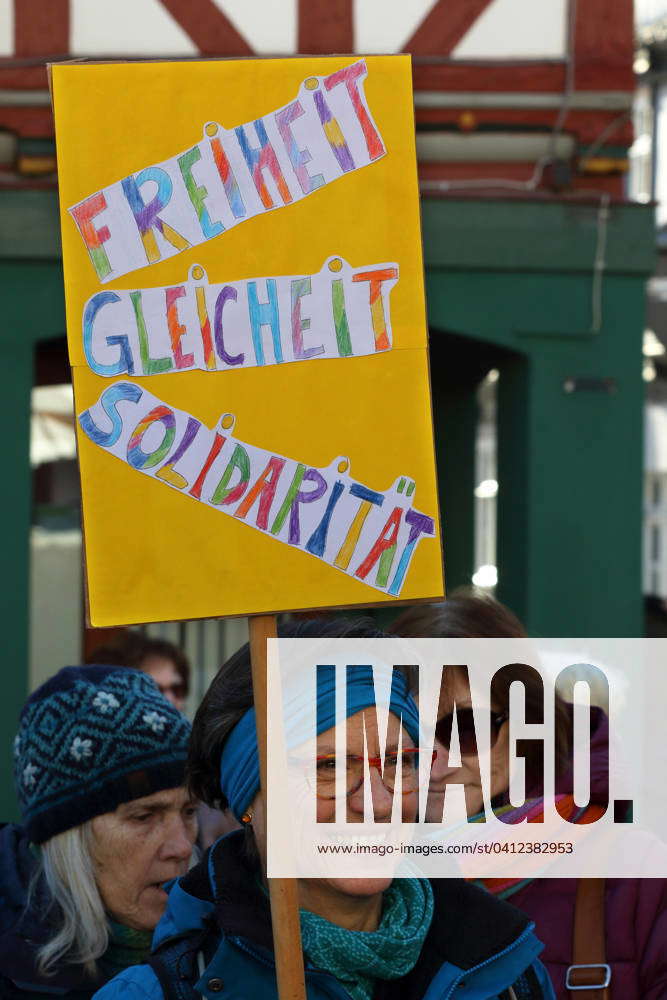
[453,0,567,60]
[30,528,83,691]
[1,0,571,60]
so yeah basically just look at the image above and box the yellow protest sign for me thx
[52,56,444,626]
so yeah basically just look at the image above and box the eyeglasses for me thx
[435,709,508,756]
[314,748,437,800]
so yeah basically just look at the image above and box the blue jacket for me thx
[95,831,555,1000]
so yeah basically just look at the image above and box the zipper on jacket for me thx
[227,934,277,971]
[437,924,538,1000]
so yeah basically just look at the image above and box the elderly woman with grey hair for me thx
[0,665,197,999]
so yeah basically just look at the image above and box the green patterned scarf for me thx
[300,878,434,1000]
[100,919,153,977]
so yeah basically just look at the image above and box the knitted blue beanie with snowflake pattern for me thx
[13,664,191,844]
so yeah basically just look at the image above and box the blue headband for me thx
[220,665,420,821]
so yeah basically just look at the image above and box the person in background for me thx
[89,631,235,849]
[0,665,197,999]
[88,632,190,713]
[95,617,555,1000]
[392,591,667,1000]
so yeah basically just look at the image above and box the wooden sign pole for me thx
[249,614,307,1000]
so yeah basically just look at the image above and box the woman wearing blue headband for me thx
[95,618,554,1000]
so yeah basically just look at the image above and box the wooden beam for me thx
[297,0,353,54]
[413,61,567,93]
[415,108,633,146]
[14,0,69,57]
[419,160,542,181]
[574,0,634,91]
[158,0,253,55]
[0,64,51,90]
[404,0,494,56]
[0,106,55,139]
[418,160,625,197]
[249,615,307,1000]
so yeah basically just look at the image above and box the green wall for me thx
[1,190,65,819]
[422,196,655,637]
[0,190,655,818]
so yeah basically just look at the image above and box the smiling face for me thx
[90,787,197,930]
[315,707,419,825]
[250,707,418,928]
[424,668,510,821]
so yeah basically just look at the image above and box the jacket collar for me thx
[385,879,532,999]
[173,830,535,974]
[172,829,275,952]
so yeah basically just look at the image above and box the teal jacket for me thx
[94,832,555,1000]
